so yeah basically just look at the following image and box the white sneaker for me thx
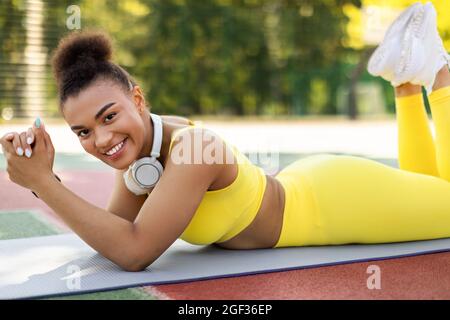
[367,2,423,82]
[408,4,450,92]
[391,2,434,86]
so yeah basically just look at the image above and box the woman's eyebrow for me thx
[70,102,116,130]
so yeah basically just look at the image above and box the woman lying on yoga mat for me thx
[1,2,450,272]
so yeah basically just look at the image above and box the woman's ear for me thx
[131,85,146,113]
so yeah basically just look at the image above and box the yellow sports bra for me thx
[168,123,267,245]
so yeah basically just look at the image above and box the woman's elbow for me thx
[119,250,154,272]
[118,234,159,272]
[121,263,148,272]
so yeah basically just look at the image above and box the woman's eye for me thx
[76,113,116,138]
[78,130,88,138]
[105,113,116,122]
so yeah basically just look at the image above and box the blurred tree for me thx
[64,0,362,117]
[42,0,75,117]
[2,0,366,119]
[0,0,26,118]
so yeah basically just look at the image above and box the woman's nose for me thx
[94,129,113,150]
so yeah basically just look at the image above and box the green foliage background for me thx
[7,0,449,118]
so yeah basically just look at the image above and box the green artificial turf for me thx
[0,210,156,300]
[0,211,61,240]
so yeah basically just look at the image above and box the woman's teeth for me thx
[106,140,125,156]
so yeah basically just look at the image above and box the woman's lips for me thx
[105,138,127,160]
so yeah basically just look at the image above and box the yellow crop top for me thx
[168,123,267,245]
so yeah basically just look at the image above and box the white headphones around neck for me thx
[123,113,164,195]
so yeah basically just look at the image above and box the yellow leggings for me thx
[274,86,450,247]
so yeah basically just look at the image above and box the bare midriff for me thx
[160,115,286,250]
[213,173,285,250]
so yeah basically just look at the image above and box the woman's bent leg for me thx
[429,68,450,181]
[275,154,450,247]
[395,86,439,177]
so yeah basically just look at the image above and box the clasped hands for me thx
[0,118,56,193]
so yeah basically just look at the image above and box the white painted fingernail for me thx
[27,137,33,144]
[17,147,24,156]
[25,149,32,158]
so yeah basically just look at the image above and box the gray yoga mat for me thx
[1,233,450,299]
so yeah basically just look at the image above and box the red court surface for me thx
[2,170,450,300]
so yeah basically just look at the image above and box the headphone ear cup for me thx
[148,158,164,186]
[132,157,164,188]
[123,168,149,196]
[122,113,165,195]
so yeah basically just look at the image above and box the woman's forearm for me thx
[34,174,140,270]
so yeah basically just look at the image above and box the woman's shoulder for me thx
[160,115,194,126]
[167,122,239,170]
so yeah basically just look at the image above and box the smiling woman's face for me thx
[62,79,148,170]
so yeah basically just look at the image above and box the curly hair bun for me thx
[51,30,113,83]
[50,30,136,107]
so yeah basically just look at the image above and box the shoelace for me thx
[411,7,425,38]
[396,6,426,77]
[369,9,418,75]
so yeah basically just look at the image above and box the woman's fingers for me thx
[41,126,55,170]
[42,126,54,152]
[0,133,14,154]
[19,132,32,158]
[1,129,35,158]
[3,133,14,141]
[11,132,24,157]
[26,127,34,145]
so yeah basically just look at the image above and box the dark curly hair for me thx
[51,30,137,112]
